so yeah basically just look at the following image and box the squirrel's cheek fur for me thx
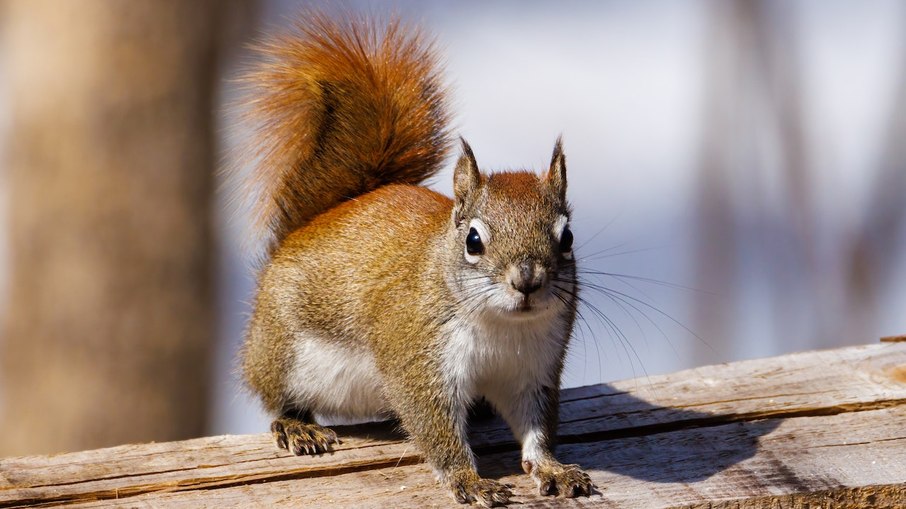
[236,10,592,505]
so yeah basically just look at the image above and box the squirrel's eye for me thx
[466,227,484,256]
[559,226,573,253]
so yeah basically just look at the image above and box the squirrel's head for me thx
[449,138,576,320]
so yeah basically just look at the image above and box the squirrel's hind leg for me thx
[271,408,339,455]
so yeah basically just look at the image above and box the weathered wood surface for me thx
[1,343,904,508]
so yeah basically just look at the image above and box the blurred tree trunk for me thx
[0,0,232,455]
[692,0,753,364]
[844,38,906,339]
[694,0,815,363]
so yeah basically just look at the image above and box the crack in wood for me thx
[665,388,843,409]
[558,397,906,437]
[16,436,415,492]
[0,455,427,508]
[808,436,906,449]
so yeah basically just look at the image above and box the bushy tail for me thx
[235,12,452,252]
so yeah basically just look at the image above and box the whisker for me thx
[576,245,664,263]
[583,281,709,352]
[557,288,603,383]
[588,284,676,358]
[577,270,716,295]
[554,283,647,380]
[574,212,621,251]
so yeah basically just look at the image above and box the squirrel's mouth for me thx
[490,297,556,321]
[508,293,554,317]
[485,285,557,319]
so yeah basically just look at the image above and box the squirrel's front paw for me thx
[448,470,513,507]
[271,417,339,455]
[524,460,593,498]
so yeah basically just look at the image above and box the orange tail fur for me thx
[235,12,452,252]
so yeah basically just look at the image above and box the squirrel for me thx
[236,12,593,507]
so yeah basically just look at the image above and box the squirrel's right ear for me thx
[546,136,567,203]
[453,138,481,221]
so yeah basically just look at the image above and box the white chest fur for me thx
[440,308,569,406]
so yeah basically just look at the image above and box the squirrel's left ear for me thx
[453,138,481,224]
[546,136,567,203]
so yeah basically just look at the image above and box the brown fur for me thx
[242,184,452,414]
[236,12,592,507]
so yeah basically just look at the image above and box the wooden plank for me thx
[50,407,906,508]
[0,343,904,507]
[498,342,906,444]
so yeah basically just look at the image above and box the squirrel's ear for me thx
[453,137,480,206]
[546,136,567,203]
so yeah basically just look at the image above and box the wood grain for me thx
[58,407,906,509]
[1,343,904,508]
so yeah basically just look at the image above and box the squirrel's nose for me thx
[511,260,544,295]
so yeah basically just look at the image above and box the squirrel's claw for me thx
[449,470,513,507]
[530,461,594,498]
[270,417,339,456]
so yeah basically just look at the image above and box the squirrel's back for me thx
[236,12,452,252]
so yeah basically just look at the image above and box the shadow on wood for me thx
[328,391,778,487]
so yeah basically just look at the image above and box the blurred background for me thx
[0,0,903,456]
